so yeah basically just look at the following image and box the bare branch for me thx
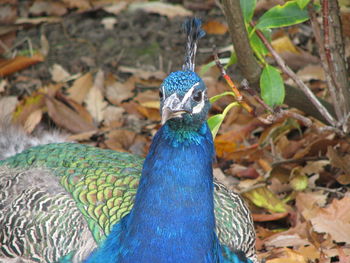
[253,24,338,127]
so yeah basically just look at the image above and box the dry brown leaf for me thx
[13,92,46,126]
[118,66,166,80]
[295,191,327,221]
[202,20,228,35]
[265,247,307,263]
[50,64,71,83]
[104,129,137,152]
[62,0,91,10]
[106,76,135,105]
[264,223,311,248]
[102,2,128,15]
[15,17,62,25]
[29,1,67,16]
[68,130,96,142]
[296,245,321,262]
[327,146,350,175]
[46,97,96,133]
[103,105,125,128]
[0,96,18,119]
[310,197,350,243]
[101,17,117,30]
[0,79,7,93]
[128,2,192,19]
[68,72,93,104]
[85,70,107,123]
[0,54,44,77]
[23,109,42,133]
[297,64,325,82]
[253,212,289,222]
[271,35,299,55]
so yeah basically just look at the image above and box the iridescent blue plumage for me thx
[85,122,219,262]
[84,18,253,263]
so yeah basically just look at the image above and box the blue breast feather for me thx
[83,122,226,263]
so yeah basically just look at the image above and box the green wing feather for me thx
[0,143,142,243]
[0,142,257,262]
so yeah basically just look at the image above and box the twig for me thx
[213,49,254,114]
[253,23,338,127]
[272,156,328,167]
[238,182,267,194]
[310,186,345,197]
[307,1,341,122]
[241,79,313,127]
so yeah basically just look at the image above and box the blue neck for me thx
[85,123,220,263]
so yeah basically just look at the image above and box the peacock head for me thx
[160,18,208,131]
[160,70,210,131]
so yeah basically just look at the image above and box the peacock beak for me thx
[161,94,191,125]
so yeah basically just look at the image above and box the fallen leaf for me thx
[62,0,91,10]
[140,100,160,109]
[15,17,62,25]
[0,96,18,119]
[327,146,350,175]
[310,197,350,243]
[85,70,107,123]
[102,2,128,15]
[128,2,192,19]
[23,109,42,133]
[0,54,44,77]
[29,1,67,16]
[202,20,228,35]
[50,64,71,83]
[264,223,311,248]
[271,35,299,55]
[296,245,321,262]
[104,129,137,152]
[46,97,96,133]
[68,130,96,142]
[103,105,125,128]
[101,17,117,30]
[265,247,307,263]
[118,66,166,80]
[253,212,289,222]
[0,79,7,93]
[67,72,93,104]
[297,64,325,82]
[243,186,289,213]
[106,76,135,105]
[13,92,46,126]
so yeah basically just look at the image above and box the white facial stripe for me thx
[179,82,200,107]
[192,98,205,114]
[161,86,165,101]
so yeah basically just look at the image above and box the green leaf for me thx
[208,102,239,138]
[260,65,285,107]
[243,187,288,213]
[290,167,308,191]
[240,0,257,24]
[256,1,309,29]
[296,0,310,9]
[225,52,237,69]
[208,114,225,139]
[248,26,270,57]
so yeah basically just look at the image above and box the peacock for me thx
[0,18,258,263]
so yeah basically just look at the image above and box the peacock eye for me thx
[159,90,163,99]
[192,91,202,102]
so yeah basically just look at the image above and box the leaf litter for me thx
[1,1,350,262]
